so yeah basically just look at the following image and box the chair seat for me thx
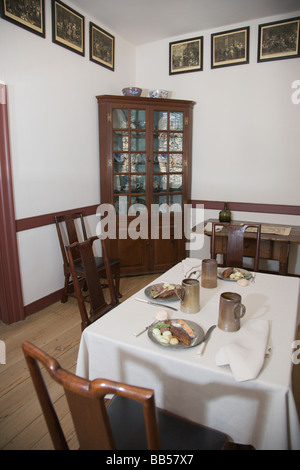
[107,396,228,450]
[74,257,120,272]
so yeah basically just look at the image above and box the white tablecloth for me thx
[76,261,300,450]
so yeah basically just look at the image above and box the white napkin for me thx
[204,222,223,232]
[181,257,201,279]
[215,320,270,382]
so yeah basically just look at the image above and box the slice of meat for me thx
[169,326,191,346]
[223,268,234,278]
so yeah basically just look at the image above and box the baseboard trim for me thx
[24,289,63,317]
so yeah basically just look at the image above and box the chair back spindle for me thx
[212,222,261,272]
[67,236,118,330]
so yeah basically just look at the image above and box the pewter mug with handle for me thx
[218,292,246,332]
[175,278,200,314]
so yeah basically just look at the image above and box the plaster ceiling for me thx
[70,0,300,45]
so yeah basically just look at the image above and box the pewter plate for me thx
[148,319,205,349]
[217,267,252,281]
[144,283,178,302]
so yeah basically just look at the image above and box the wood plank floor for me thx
[0,274,157,450]
[0,273,299,450]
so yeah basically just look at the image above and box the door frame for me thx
[0,83,24,323]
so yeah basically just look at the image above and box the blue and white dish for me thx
[122,87,142,96]
[149,89,169,98]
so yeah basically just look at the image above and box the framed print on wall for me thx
[51,0,84,56]
[0,0,45,38]
[169,36,203,75]
[90,22,115,71]
[211,26,250,69]
[258,17,300,63]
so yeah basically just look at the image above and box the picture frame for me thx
[89,22,115,71]
[211,26,250,69]
[258,17,300,63]
[51,0,84,56]
[169,36,203,75]
[0,0,45,38]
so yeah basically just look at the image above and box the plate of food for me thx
[218,267,252,281]
[148,319,204,349]
[144,282,179,302]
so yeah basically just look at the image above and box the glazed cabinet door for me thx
[97,95,195,275]
[111,106,149,218]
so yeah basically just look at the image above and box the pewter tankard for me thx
[218,292,246,332]
[175,278,200,314]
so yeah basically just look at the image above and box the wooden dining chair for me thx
[22,341,254,450]
[67,236,118,331]
[54,212,121,303]
[211,222,261,272]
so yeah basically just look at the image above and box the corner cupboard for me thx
[96,95,195,275]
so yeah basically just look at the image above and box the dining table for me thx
[76,258,300,450]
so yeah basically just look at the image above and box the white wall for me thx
[136,11,300,273]
[1,4,300,306]
[136,11,300,205]
[0,1,136,304]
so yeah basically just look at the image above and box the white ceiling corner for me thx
[70,0,300,45]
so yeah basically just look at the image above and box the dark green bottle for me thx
[219,203,231,222]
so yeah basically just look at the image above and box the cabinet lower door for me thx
[105,218,186,275]
[150,237,185,272]
[106,237,149,275]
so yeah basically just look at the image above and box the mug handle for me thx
[174,285,183,301]
[234,303,246,320]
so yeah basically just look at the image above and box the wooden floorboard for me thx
[0,274,157,450]
[0,273,299,449]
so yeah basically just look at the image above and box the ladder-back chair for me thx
[22,341,254,450]
[67,236,118,331]
[211,222,261,272]
[54,212,121,302]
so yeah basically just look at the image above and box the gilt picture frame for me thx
[211,26,250,69]
[89,22,115,71]
[51,0,84,56]
[258,17,300,63]
[0,0,45,38]
[169,36,203,75]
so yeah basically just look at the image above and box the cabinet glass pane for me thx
[113,153,129,173]
[131,196,147,212]
[153,132,167,151]
[131,175,146,193]
[153,111,168,130]
[170,194,182,210]
[153,195,168,207]
[113,109,128,128]
[131,154,146,172]
[113,131,128,151]
[153,154,167,173]
[170,112,183,130]
[131,132,146,151]
[169,174,182,192]
[169,133,183,151]
[169,154,183,172]
[114,175,129,193]
[131,110,146,129]
[114,196,128,215]
[153,175,167,192]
